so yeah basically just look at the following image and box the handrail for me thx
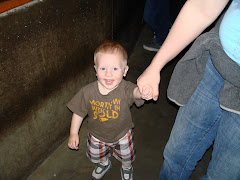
[0,0,33,13]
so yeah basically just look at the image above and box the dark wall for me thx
[113,0,146,56]
[0,0,147,179]
[0,0,112,179]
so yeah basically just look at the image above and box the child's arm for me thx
[133,84,152,100]
[68,113,83,150]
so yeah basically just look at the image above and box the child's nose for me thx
[105,69,112,76]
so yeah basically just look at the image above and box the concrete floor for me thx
[27,25,212,180]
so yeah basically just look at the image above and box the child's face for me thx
[94,52,128,94]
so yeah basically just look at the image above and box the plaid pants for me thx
[86,129,136,165]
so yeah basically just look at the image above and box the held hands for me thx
[140,84,153,100]
[137,64,160,101]
[68,134,79,150]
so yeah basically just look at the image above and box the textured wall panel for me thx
[0,0,112,179]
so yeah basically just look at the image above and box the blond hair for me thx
[94,40,128,66]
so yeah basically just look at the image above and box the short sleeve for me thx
[67,88,88,118]
[124,81,144,107]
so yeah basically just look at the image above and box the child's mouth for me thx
[105,79,114,85]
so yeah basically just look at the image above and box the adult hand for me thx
[137,64,160,101]
[141,84,153,101]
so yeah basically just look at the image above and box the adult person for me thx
[142,0,172,52]
[137,0,240,179]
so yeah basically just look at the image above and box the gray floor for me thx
[27,25,212,180]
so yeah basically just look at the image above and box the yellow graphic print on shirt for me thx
[89,99,121,122]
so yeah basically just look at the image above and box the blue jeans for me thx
[159,56,240,180]
[143,0,171,45]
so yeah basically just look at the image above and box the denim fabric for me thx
[159,56,240,180]
[143,0,171,45]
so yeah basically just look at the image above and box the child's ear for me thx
[123,65,129,77]
[94,65,97,75]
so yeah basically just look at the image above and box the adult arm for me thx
[137,0,230,101]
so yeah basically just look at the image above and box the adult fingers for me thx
[152,84,159,101]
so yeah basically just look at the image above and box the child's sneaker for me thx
[120,166,133,180]
[92,160,112,180]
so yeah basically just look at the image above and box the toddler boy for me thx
[67,40,151,180]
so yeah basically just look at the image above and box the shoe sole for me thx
[143,45,159,52]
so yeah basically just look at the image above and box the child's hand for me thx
[141,84,153,100]
[68,134,79,150]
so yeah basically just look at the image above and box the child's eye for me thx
[100,67,106,71]
[113,68,118,71]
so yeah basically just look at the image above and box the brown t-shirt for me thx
[67,80,144,143]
